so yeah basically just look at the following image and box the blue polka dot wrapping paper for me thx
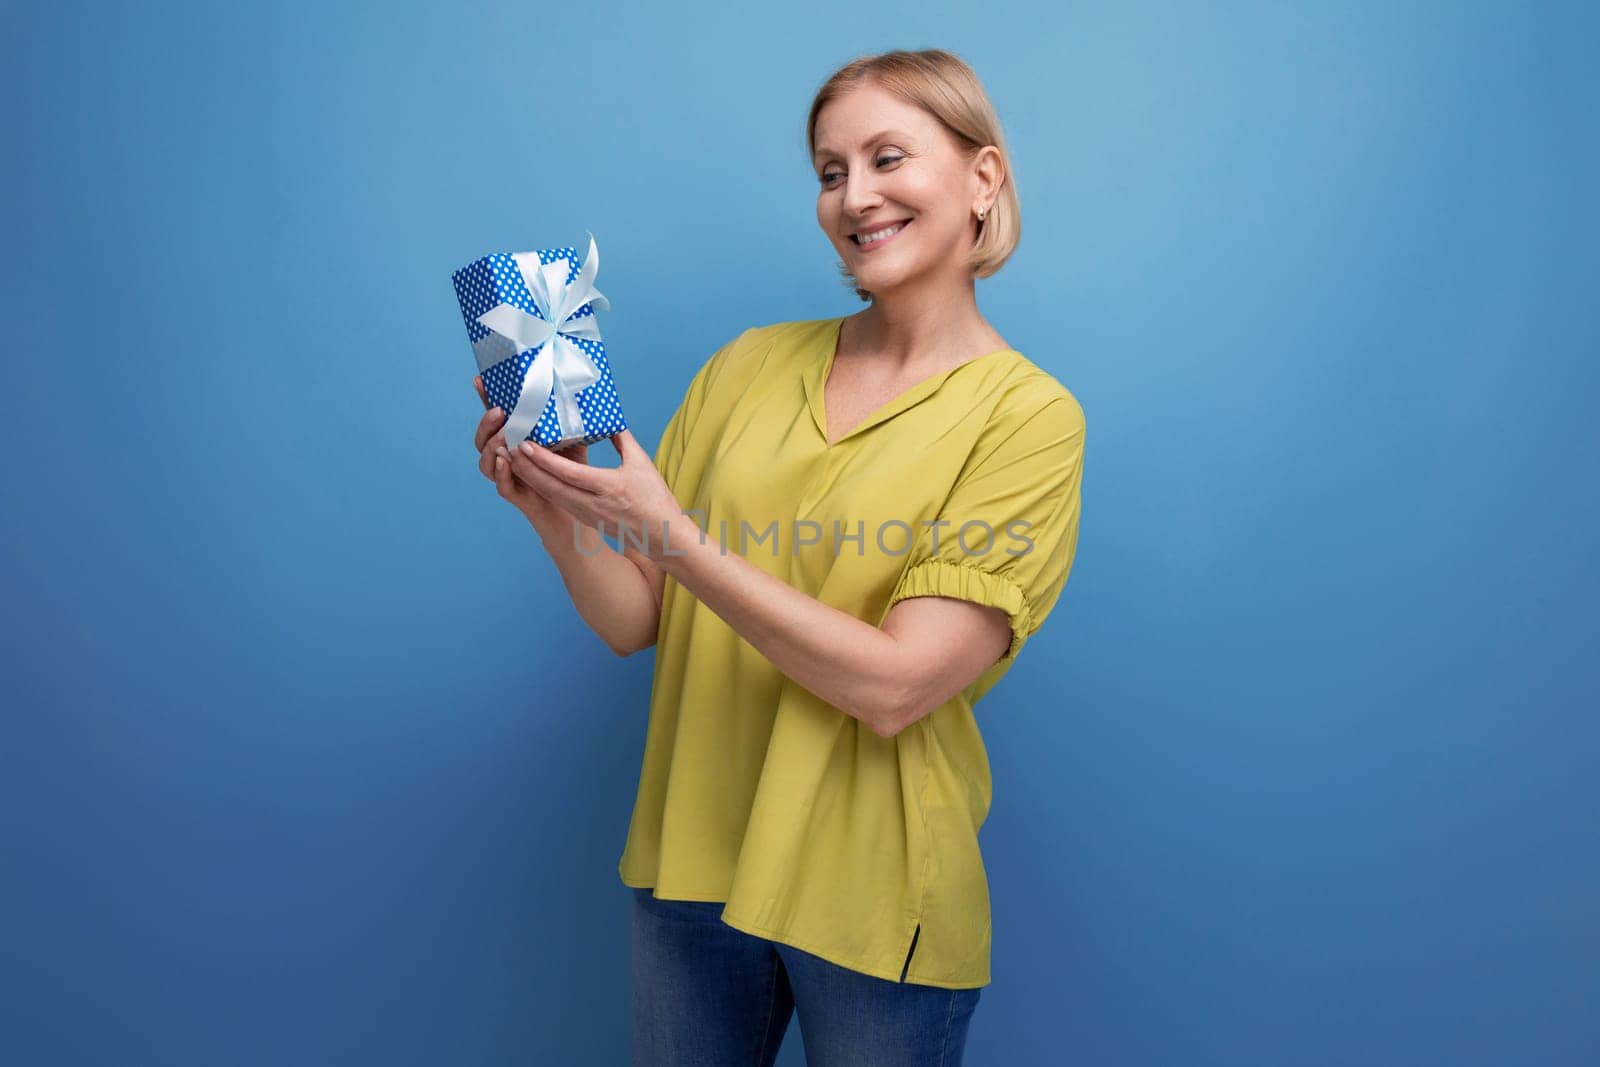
[450,232,627,450]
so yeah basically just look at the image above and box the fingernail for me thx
[496,446,508,459]
[519,442,536,457]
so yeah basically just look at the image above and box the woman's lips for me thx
[851,219,911,251]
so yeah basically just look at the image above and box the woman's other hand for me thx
[474,375,588,531]
[502,424,687,562]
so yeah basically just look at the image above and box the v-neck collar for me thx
[802,316,1018,449]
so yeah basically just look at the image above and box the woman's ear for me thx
[973,145,1004,204]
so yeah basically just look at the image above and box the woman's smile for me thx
[851,219,912,250]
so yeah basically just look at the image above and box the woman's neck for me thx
[845,276,1005,373]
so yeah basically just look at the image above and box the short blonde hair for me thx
[805,49,1022,302]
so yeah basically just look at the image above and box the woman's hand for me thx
[501,422,688,563]
[473,375,589,530]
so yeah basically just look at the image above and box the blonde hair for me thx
[805,48,1022,302]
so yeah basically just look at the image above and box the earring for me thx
[977,205,987,221]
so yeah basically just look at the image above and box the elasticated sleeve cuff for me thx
[888,557,1037,666]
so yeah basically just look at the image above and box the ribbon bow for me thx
[473,233,610,449]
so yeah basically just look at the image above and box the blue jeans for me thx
[630,886,981,1066]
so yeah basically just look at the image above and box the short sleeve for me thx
[887,395,1086,668]
[653,330,748,493]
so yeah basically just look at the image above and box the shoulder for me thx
[978,351,1087,445]
[699,317,834,373]
[688,318,838,397]
[736,317,838,358]
[677,319,835,414]
[744,317,839,337]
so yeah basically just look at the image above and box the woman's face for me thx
[812,82,991,298]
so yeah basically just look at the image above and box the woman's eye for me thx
[821,156,902,186]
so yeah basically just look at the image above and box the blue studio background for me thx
[3,1,1596,1064]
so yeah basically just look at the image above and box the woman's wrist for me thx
[523,507,662,656]
[531,510,594,555]
[643,510,706,565]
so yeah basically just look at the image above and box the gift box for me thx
[451,233,627,450]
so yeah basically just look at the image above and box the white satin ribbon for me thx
[473,232,610,447]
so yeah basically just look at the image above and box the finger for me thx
[619,430,657,473]
[519,439,609,494]
[510,442,593,508]
[481,429,512,480]
[610,429,645,463]
[483,439,508,481]
[506,440,554,492]
[475,406,506,453]
[498,443,539,493]
[493,453,513,497]
[494,452,536,508]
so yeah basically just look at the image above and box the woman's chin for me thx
[854,261,916,293]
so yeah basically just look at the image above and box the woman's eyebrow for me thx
[813,130,913,160]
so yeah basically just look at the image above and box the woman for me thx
[472,48,1086,1066]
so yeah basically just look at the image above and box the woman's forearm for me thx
[654,515,905,735]
[530,513,660,656]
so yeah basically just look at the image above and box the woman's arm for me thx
[474,380,664,658]
[504,431,1010,735]
[656,522,1010,737]
[526,510,665,658]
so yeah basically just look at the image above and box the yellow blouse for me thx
[617,316,1086,989]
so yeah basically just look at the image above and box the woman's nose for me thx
[841,173,883,215]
